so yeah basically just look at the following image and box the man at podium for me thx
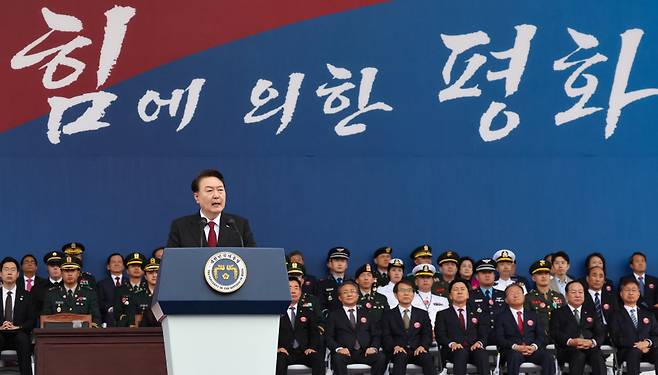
[167,169,256,248]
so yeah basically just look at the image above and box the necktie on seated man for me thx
[4,291,12,322]
[459,308,466,331]
[594,292,603,322]
[403,309,410,330]
[207,221,217,247]
[517,311,524,335]
[348,309,361,350]
[289,307,299,348]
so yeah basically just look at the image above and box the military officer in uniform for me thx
[136,257,161,327]
[405,245,435,283]
[114,252,148,327]
[31,251,65,319]
[432,251,460,298]
[42,256,101,326]
[288,250,318,296]
[493,249,528,294]
[316,247,351,317]
[355,264,389,324]
[287,262,325,333]
[525,260,566,344]
[372,247,393,289]
[469,258,506,345]
[62,242,97,291]
[411,264,449,330]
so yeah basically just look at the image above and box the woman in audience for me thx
[458,256,478,290]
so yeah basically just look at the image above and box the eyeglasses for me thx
[340,290,357,295]
[397,287,414,293]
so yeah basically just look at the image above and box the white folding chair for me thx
[287,364,313,374]
[346,363,372,374]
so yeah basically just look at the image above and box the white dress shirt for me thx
[23,275,36,290]
[398,304,412,319]
[2,285,17,319]
[201,211,221,243]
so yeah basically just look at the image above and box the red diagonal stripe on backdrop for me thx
[0,0,386,132]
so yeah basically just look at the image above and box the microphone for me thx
[199,218,208,247]
[226,218,244,247]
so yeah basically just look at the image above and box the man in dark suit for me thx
[619,252,658,314]
[435,279,489,375]
[382,279,434,375]
[17,254,46,294]
[0,257,35,375]
[550,281,605,375]
[167,169,256,248]
[276,277,324,375]
[97,253,126,327]
[495,283,555,375]
[610,278,658,375]
[325,281,386,375]
[583,266,617,343]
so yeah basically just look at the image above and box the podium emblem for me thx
[204,251,248,293]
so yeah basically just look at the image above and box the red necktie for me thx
[517,311,524,335]
[207,221,217,247]
[458,308,466,331]
[26,278,33,292]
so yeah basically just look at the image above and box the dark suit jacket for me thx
[167,212,256,248]
[495,308,546,350]
[435,304,489,348]
[0,288,35,334]
[549,305,605,349]
[16,275,47,293]
[610,306,658,349]
[97,274,127,325]
[278,305,321,352]
[17,275,47,319]
[619,274,658,310]
[381,306,432,352]
[326,307,381,351]
[583,288,618,326]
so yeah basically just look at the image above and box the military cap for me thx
[474,258,496,272]
[327,247,350,261]
[287,262,305,276]
[43,251,64,266]
[410,244,432,259]
[412,264,436,277]
[437,250,460,265]
[60,256,81,271]
[387,258,404,271]
[143,257,160,272]
[493,249,516,263]
[373,247,393,258]
[124,252,147,267]
[62,242,85,255]
[529,259,552,275]
[355,264,374,279]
